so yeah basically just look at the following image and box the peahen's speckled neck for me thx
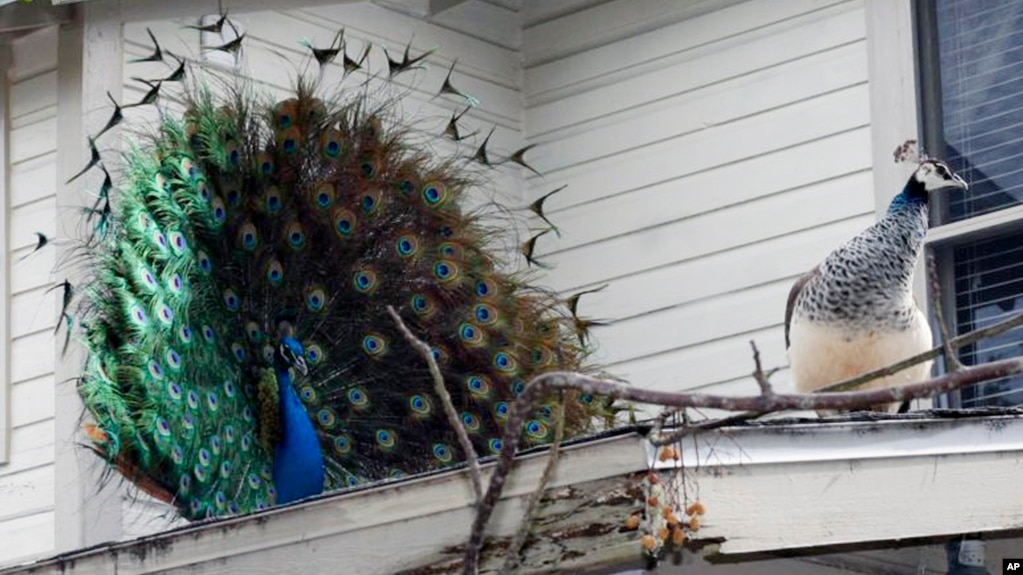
[272,367,325,505]
[795,177,929,332]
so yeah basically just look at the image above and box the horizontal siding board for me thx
[569,214,876,322]
[9,153,57,209]
[0,420,55,476]
[542,169,875,292]
[597,279,793,364]
[0,511,55,565]
[9,197,57,253]
[529,41,867,177]
[9,248,54,296]
[9,378,56,430]
[531,84,870,217]
[526,0,850,98]
[540,128,872,254]
[10,286,56,339]
[9,71,58,121]
[526,3,866,136]
[10,330,56,385]
[9,115,57,165]
[609,327,789,389]
[0,465,55,520]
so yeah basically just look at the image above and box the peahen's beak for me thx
[952,173,968,191]
[293,356,308,376]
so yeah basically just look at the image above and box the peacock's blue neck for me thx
[272,367,325,505]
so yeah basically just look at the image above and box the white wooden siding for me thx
[0,25,59,566]
[522,0,875,397]
[87,0,529,539]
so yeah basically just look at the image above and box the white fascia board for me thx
[653,413,1023,557]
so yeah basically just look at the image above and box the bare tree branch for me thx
[750,340,774,396]
[499,395,566,575]
[928,251,963,372]
[387,305,483,504]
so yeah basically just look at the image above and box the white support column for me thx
[53,0,126,552]
[0,40,11,466]
[864,0,919,214]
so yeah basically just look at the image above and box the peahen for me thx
[785,159,968,410]
[73,30,609,519]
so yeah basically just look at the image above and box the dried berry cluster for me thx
[623,446,705,560]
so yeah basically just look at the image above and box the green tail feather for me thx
[76,46,613,520]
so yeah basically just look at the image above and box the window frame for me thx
[911,0,1023,407]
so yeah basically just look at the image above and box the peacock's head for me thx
[275,337,308,376]
[912,159,968,192]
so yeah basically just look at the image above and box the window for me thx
[918,0,1023,407]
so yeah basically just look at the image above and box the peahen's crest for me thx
[72,24,610,519]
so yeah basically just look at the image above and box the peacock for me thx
[71,27,610,520]
[785,159,968,410]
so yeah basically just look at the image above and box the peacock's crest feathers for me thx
[74,31,611,520]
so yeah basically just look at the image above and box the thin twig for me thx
[386,305,483,504]
[750,340,774,395]
[499,395,566,575]
[928,251,963,372]
[463,357,1023,572]
[820,309,1023,392]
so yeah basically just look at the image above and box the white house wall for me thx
[0,25,60,566]
[522,0,876,399]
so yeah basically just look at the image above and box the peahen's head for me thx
[911,159,968,192]
[275,337,307,376]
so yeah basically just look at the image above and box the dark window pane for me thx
[953,234,1023,407]
[937,0,1023,221]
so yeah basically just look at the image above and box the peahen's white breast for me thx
[788,305,933,408]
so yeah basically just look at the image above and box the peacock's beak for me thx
[293,356,308,376]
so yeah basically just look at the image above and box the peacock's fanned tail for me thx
[76,50,608,520]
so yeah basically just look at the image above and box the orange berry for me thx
[647,496,659,507]
[688,516,700,531]
[672,527,686,546]
[647,472,659,485]
[624,514,641,530]
[658,447,677,462]
[640,535,657,551]
[686,501,705,516]
[658,527,669,541]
